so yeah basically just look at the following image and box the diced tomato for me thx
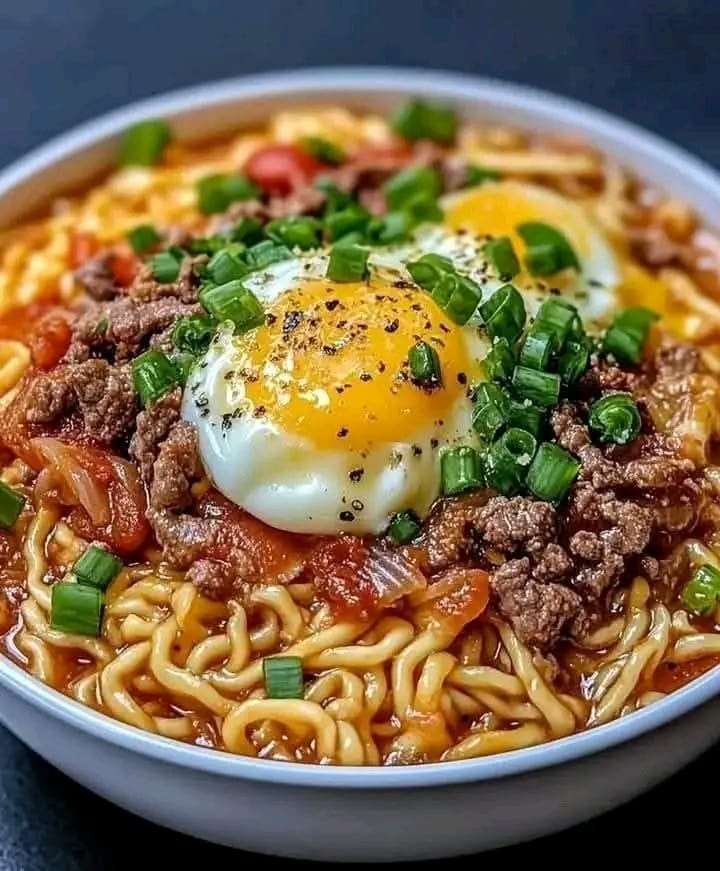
[0,301,61,343]
[245,145,323,197]
[196,490,309,580]
[109,250,139,287]
[68,231,99,268]
[29,315,72,369]
[306,536,380,621]
[65,446,149,555]
[414,569,490,637]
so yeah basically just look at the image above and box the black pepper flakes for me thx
[351,499,364,512]
[325,299,340,311]
[384,319,400,333]
[337,427,349,438]
[339,511,355,522]
[457,372,467,385]
[349,468,365,483]
[359,372,372,382]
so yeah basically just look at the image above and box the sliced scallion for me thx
[408,341,442,387]
[479,284,526,342]
[526,442,580,505]
[512,366,561,408]
[200,281,265,332]
[118,120,170,166]
[588,392,641,445]
[150,250,182,284]
[392,99,457,144]
[303,137,345,165]
[384,166,441,212]
[518,325,555,371]
[472,382,510,441]
[485,428,537,496]
[73,545,123,591]
[0,482,25,529]
[327,241,369,282]
[682,564,720,615]
[50,582,104,637]
[197,173,260,215]
[266,216,322,250]
[387,511,422,545]
[126,224,160,254]
[263,656,304,699]
[441,446,484,496]
[483,236,520,280]
[484,337,516,382]
[517,222,580,276]
[172,313,217,355]
[131,350,182,407]
[603,307,659,365]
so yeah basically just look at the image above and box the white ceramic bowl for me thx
[1,68,719,863]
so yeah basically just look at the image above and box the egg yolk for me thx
[443,181,591,263]
[226,278,472,451]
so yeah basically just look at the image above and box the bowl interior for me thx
[1,67,720,789]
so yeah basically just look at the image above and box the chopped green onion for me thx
[559,338,591,385]
[483,236,520,281]
[266,216,322,250]
[387,510,422,545]
[518,325,555,371]
[0,482,25,529]
[118,120,170,166]
[512,366,561,408]
[186,234,229,256]
[472,382,510,441]
[484,338,516,383]
[392,99,457,144]
[131,350,182,406]
[326,241,369,282]
[73,545,122,591]
[172,313,217,355]
[207,246,248,284]
[126,224,160,254]
[526,442,580,505]
[485,428,537,496]
[263,656,304,699]
[315,177,353,212]
[408,341,442,387]
[405,194,444,224]
[682,564,720,615]
[588,392,641,445]
[384,166,441,211]
[465,165,500,186]
[196,173,260,215]
[507,399,545,439]
[171,351,196,384]
[407,254,481,325]
[441,446,484,496]
[200,281,265,332]
[227,217,265,245]
[150,250,182,283]
[603,307,659,365]
[50,582,104,637]
[407,253,454,290]
[324,203,371,241]
[244,240,292,271]
[368,211,414,245]
[517,222,580,276]
[534,298,580,350]
[479,284,526,342]
[303,137,345,165]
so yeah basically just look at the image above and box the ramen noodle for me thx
[0,101,719,766]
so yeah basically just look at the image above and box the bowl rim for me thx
[1,65,720,790]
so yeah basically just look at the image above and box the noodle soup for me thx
[0,100,719,766]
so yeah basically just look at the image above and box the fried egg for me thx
[184,180,621,535]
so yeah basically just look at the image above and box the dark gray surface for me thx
[0,0,716,867]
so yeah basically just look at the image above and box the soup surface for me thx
[1,102,720,765]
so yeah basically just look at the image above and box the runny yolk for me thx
[443,181,591,263]
[227,278,471,451]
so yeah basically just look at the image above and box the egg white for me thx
[185,182,621,535]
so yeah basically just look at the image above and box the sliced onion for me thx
[30,437,111,526]
[360,544,427,608]
[410,568,490,636]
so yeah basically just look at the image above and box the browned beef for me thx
[477,496,557,557]
[24,359,137,444]
[74,254,118,301]
[186,558,236,600]
[491,558,586,648]
[128,256,205,304]
[64,296,198,364]
[149,422,202,511]
[129,388,182,483]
